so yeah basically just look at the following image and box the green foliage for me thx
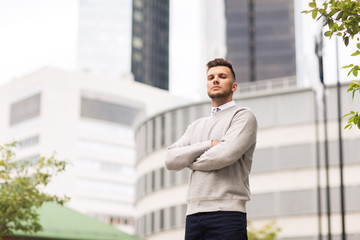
[248,221,281,240]
[0,142,69,237]
[302,0,360,130]
[343,80,360,129]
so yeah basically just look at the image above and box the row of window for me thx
[253,138,360,173]
[136,204,187,237]
[136,146,360,203]
[80,97,142,127]
[135,185,360,237]
[17,155,40,165]
[136,85,354,164]
[136,137,360,199]
[136,167,189,200]
[78,119,134,141]
[135,103,210,161]
[96,214,134,227]
[76,158,135,177]
[10,93,41,126]
[76,179,134,196]
[9,92,142,129]
[77,139,135,160]
[248,186,360,219]
[17,135,39,150]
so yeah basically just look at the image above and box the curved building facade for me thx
[135,80,360,240]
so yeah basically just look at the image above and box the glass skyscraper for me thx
[131,0,170,90]
[225,0,296,83]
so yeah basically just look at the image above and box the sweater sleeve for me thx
[188,109,257,171]
[165,123,212,171]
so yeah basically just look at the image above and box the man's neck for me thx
[211,97,233,107]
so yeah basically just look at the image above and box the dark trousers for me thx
[185,211,248,240]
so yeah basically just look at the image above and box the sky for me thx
[0,0,78,84]
[0,0,218,101]
[1,0,356,102]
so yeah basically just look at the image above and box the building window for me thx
[76,179,134,196]
[10,93,41,126]
[170,206,176,228]
[80,97,142,127]
[133,37,143,49]
[182,108,189,131]
[133,0,143,9]
[17,155,40,165]
[77,139,135,160]
[151,170,156,191]
[133,52,143,62]
[79,119,134,141]
[18,135,39,150]
[133,11,143,22]
[160,114,165,146]
[76,158,135,176]
[160,168,165,188]
[152,119,156,150]
[159,209,165,230]
[151,212,155,233]
[97,214,134,227]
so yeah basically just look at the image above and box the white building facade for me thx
[0,67,178,234]
[134,79,360,240]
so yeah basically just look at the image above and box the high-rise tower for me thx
[225,0,296,83]
[131,0,170,90]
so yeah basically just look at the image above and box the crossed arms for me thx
[165,110,257,172]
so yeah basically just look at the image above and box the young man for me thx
[165,58,257,240]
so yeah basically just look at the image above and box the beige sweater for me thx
[165,105,257,215]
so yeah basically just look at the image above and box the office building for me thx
[134,78,360,240]
[225,0,296,83]
[131,0,170,90]
[0,67,178,234]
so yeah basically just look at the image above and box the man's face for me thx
[207,66,237,100]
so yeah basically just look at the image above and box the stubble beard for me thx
[208,88,232,100]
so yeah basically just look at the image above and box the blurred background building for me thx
[0,68,179,234]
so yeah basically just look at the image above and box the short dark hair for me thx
[206,58,236,81]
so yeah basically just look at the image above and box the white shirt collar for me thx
[211,100,236,115]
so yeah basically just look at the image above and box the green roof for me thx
[14,202,142,240]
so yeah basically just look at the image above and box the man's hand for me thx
[211,140,219,147]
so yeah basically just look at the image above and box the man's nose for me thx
[213,76,219,84]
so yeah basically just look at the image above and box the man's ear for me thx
[232,82,238,93]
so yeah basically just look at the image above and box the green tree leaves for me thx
[303,0,360,130]
[248,221,281,240]
[344,111,360,130]
[0,142,69,237]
